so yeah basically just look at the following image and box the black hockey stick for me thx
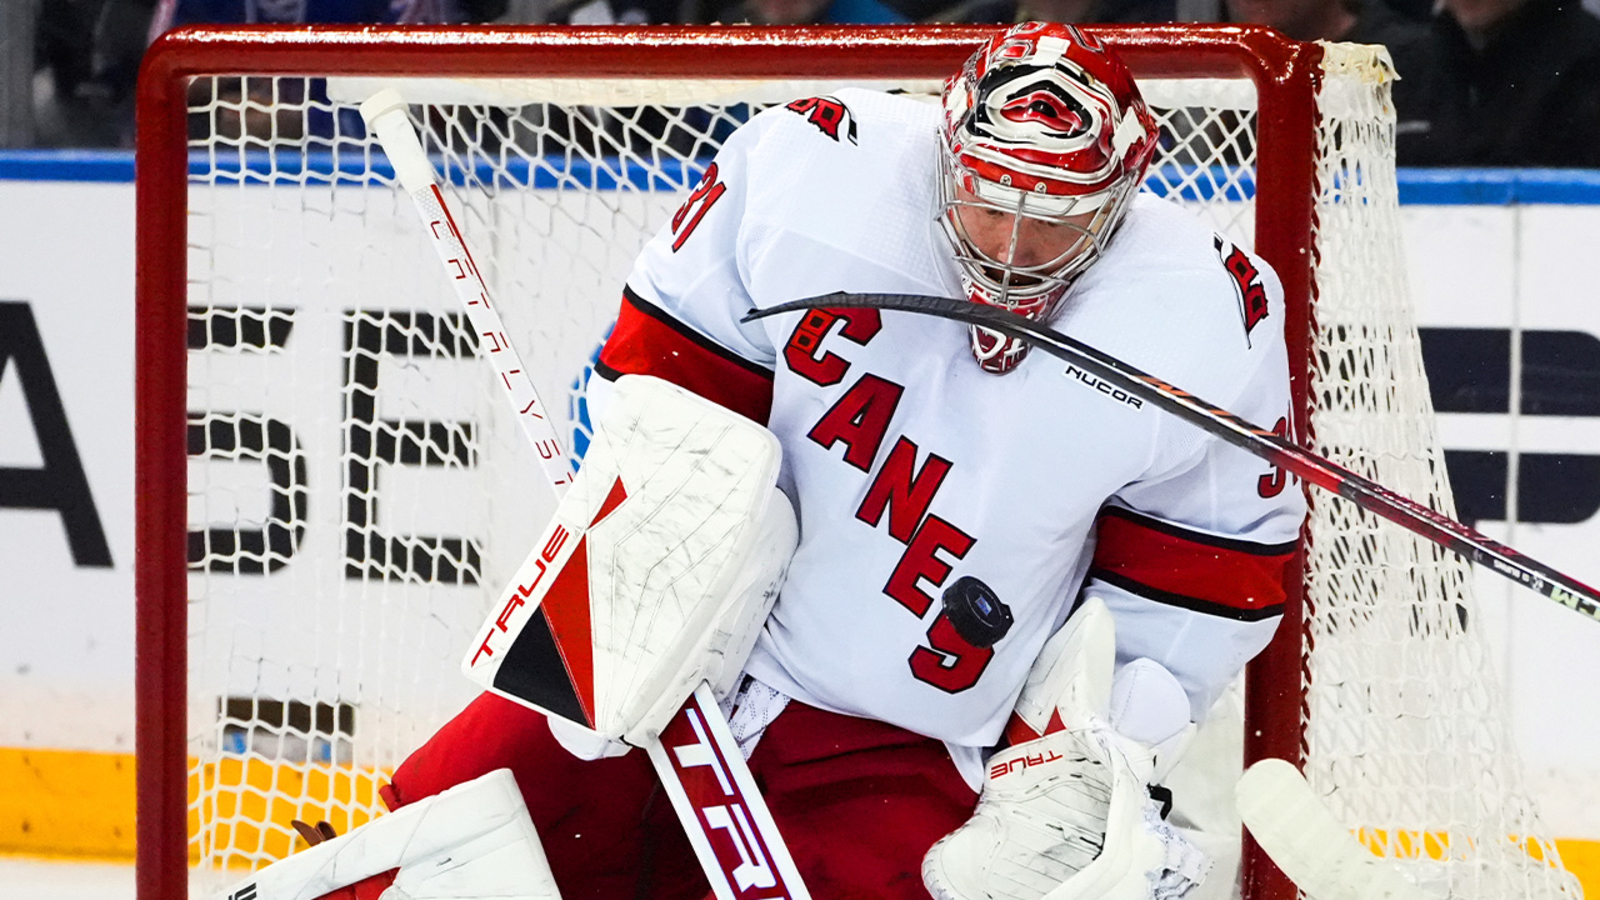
[744,292,1600,623]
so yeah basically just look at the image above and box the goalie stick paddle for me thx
[1237,759,1431,900]
[745,293,1600,624]
[362,90,812,900]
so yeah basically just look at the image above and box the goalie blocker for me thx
[460,373,795,748]
[460,373,812,899]
[378,374,984,897]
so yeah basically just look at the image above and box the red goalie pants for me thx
[385,692,979,900]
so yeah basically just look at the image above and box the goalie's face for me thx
[938,21,1157,373]
[950,183,1098,277]
[941,177,1106,374]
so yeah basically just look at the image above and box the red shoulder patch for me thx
[784,96,859,145]
[1214,236,1269,338]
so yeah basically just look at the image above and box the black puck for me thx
[942,575,1013,649]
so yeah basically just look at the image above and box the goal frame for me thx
[134,23,1322,900]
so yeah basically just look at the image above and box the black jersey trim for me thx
[1099,505,1299,557]
[1089,568,1287,622]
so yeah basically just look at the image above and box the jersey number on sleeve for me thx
[1258,416,1290,498]
[670,163,727,252]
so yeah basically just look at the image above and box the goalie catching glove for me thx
[922,598,1208,900]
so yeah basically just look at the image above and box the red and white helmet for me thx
[939,22,1158,373]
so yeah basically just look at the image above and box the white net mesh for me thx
[1298,43,1580,900]
[171,39,1578,899]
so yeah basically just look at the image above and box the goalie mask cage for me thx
[134,25,1581,900]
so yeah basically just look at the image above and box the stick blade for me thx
[1238,759,1431,900]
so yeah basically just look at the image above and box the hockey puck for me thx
[941,576,1013,648]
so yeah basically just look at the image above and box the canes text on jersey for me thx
[785,308,996,694]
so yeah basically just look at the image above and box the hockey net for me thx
[135,25,1580,900]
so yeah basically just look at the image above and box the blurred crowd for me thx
[2,0,1599,165]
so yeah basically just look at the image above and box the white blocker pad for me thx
[463,374,788,746]
[211,768,557,900]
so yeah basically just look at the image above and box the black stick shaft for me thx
[744,292,1600,623]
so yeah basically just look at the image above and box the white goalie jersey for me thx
[593,87,1306,761]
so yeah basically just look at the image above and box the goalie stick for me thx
[745,293,1600,623]
[361,90,811,900]
[1237,759,1430,900]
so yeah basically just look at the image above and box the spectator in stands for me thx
[1383,0,1433,22]
[149,0,508,27]
[151,0,509,142]
[1227,0,1426,45]
[703,0,909,25]
[921,0,1174,28]
[549,0,682,24]
[1393,0,1600,166]
[30,0,155,148]
[2,0,41,147]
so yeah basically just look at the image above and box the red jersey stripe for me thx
[598,288,774,424]
[1088,507,1295,621]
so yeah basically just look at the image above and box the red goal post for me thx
[135,24,1577,900]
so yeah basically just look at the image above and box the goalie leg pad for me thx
[213,769,559,900]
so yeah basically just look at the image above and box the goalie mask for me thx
[940,22,1158,373]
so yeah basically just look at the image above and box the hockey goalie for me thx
[228,20,1304,900]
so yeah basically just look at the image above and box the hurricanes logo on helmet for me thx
[998,84,1090,139]
[970,66,1111,163]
